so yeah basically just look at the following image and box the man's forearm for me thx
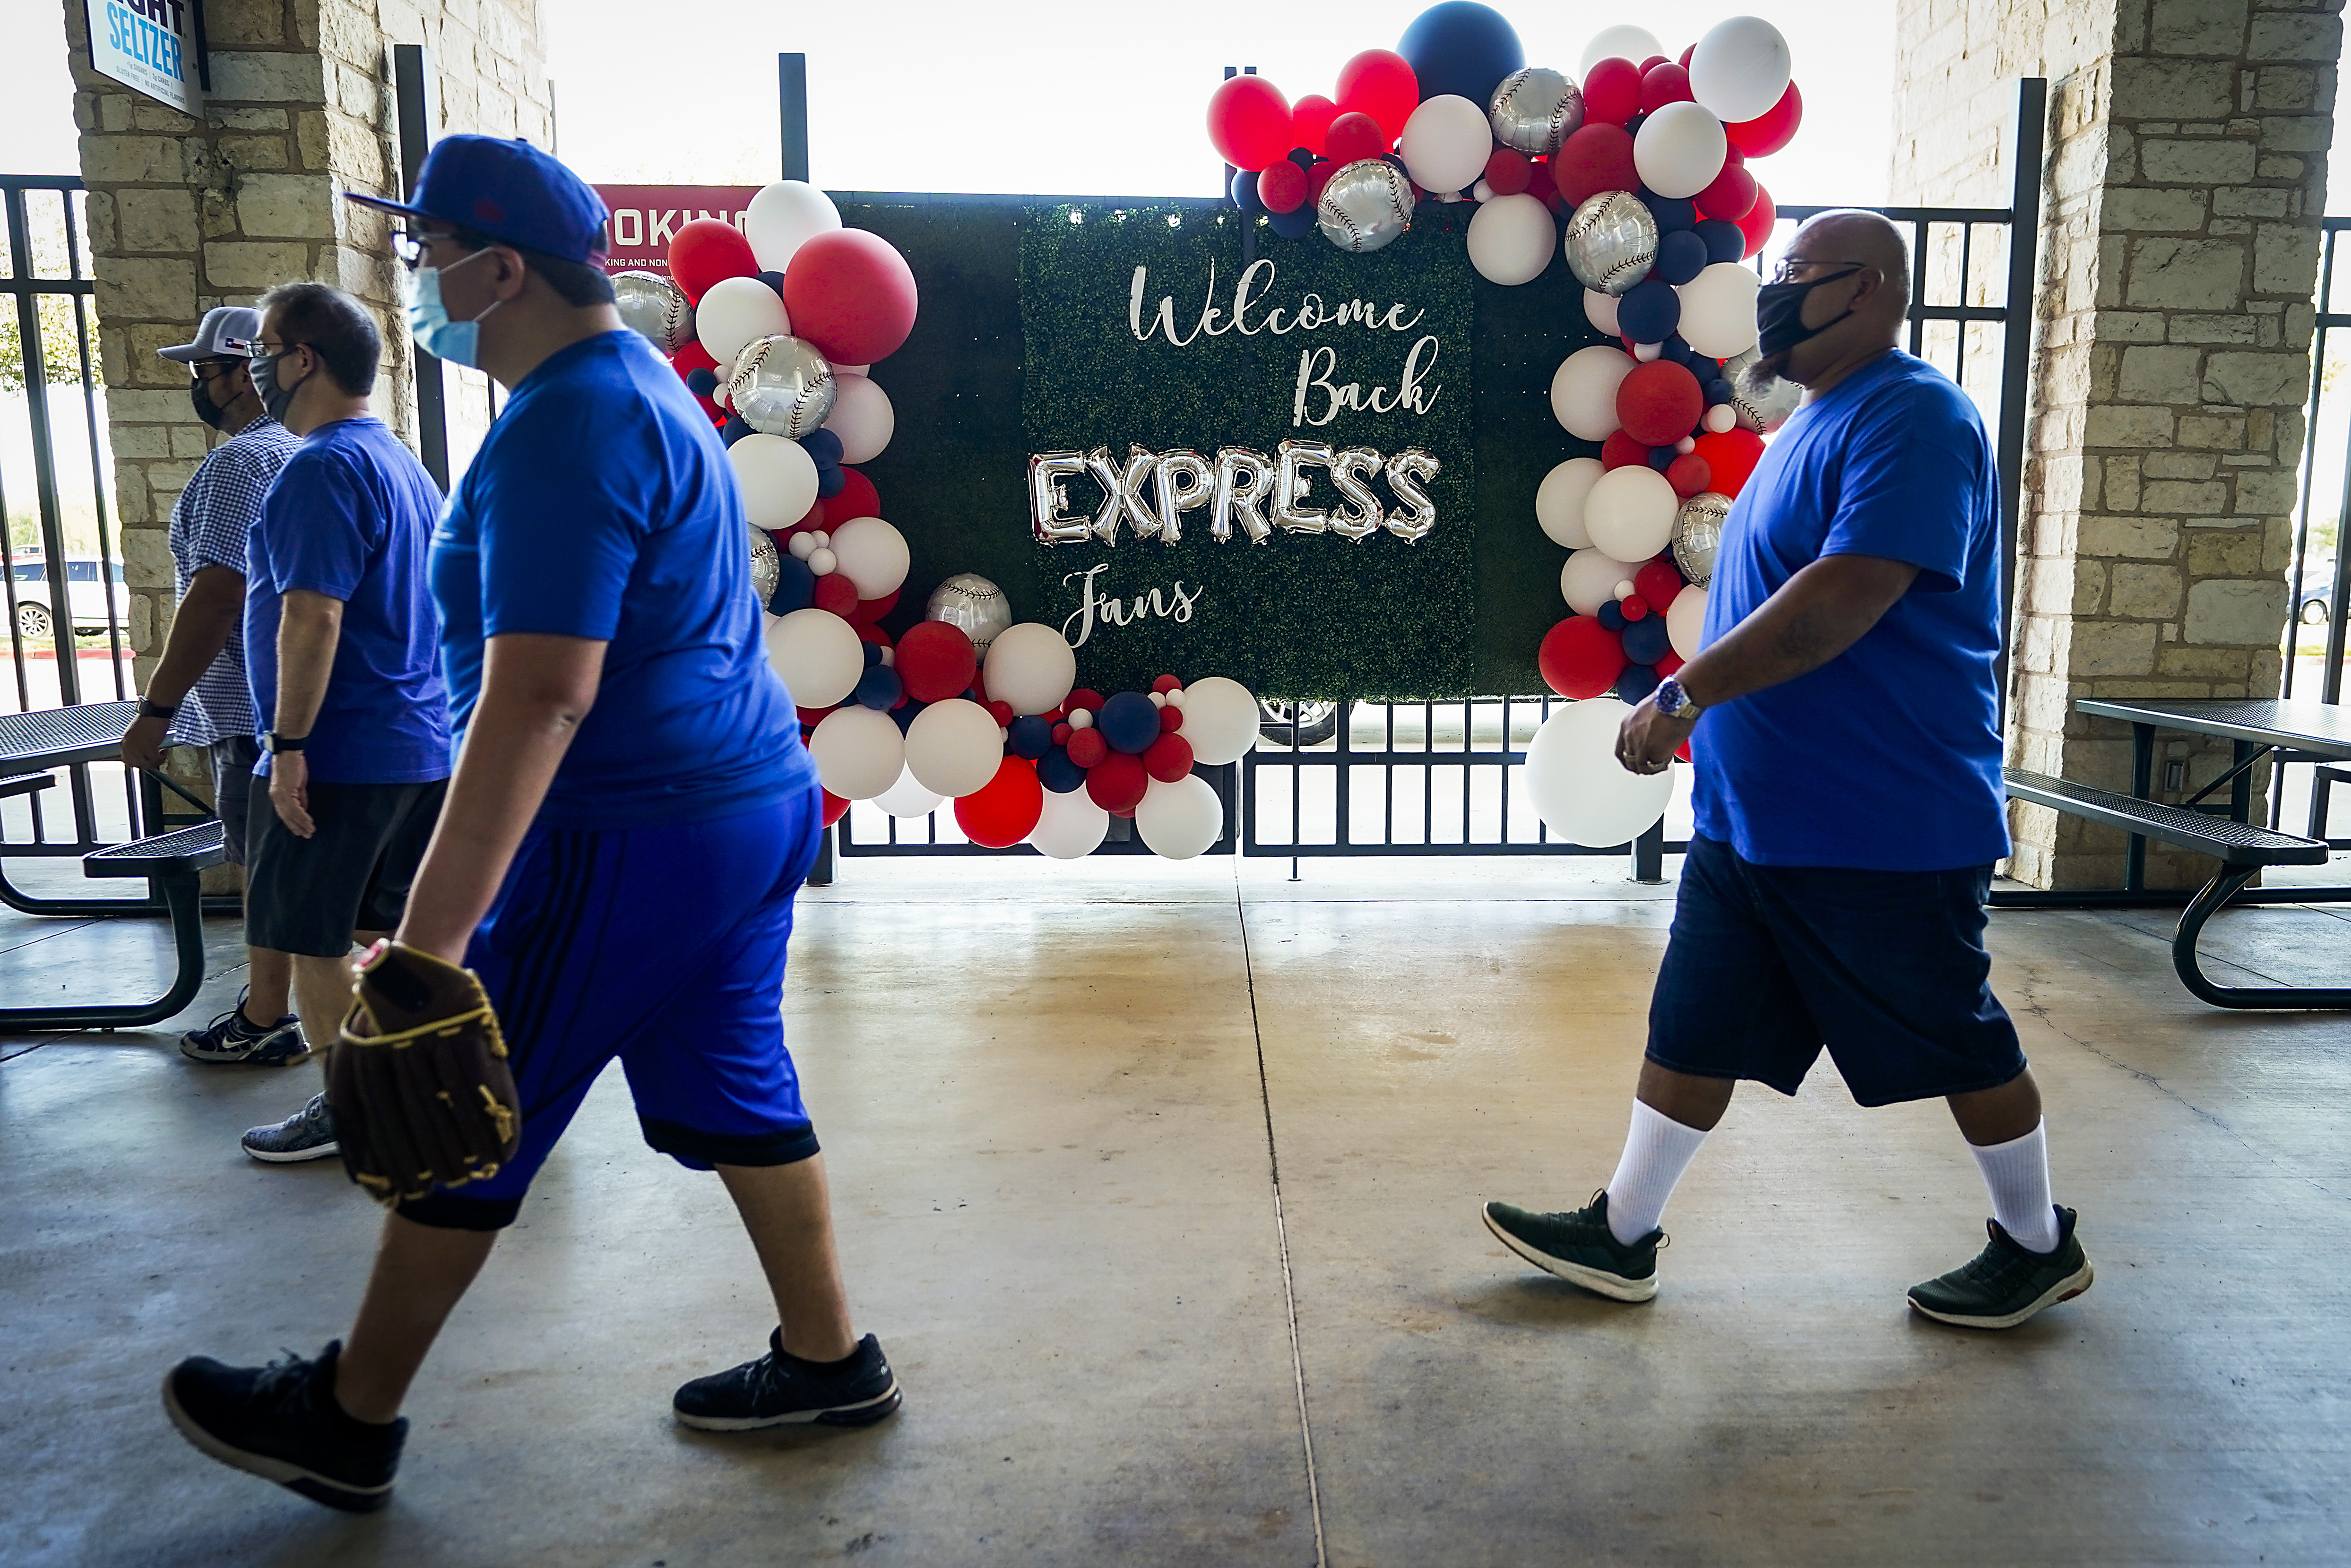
[144,567,244,708]
[1675,554,1920,709]
[273,589,343,737]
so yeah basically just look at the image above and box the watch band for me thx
[137,697,179,720]
[1656,676,1704,721]
[264,731,310,754]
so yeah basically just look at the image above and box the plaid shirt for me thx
[166,417,301,747]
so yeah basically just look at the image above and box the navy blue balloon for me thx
[890,700,925,734]
[1096,691,1161,755]
[800,427,844,467]
[1624,111,1648,137]
[1639,193,1696,233]
[1696,218,1744,264]
[1398,2,1525,106]
[862,641,885,668]
[721,414,754,447]
[1647,446,1678,471]
[1597,600,1628,632]
[1616,278,1680,344]
[1007,714,1053,760]
[1659,336,1698,368]
[1289,146,1316,171]
[1037,745,1087,795]
[1703,377,1735,406]
[814,463,846,499]
[766,554,815,616]
[1656,230,1708,286]
[853,664,902,711]
[1622,614,1673,666]
[1616,662,1662,703]
[1231,168,1267,215]
[684,366,718,397]
[756,269,787,299]
[1267,204,1316,240]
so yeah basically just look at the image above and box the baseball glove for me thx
[327,940,522,1207]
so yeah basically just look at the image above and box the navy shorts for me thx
[398,787,825,1231]
[1646,836,2026,1108]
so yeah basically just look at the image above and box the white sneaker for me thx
[242,1093,339,1163]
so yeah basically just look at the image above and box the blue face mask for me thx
[403,246,500,368]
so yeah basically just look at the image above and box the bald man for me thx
[1484,211,2093,1330]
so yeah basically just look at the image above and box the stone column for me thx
[1893,0,2340,888]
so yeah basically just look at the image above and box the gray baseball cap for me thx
[159,305,264,363]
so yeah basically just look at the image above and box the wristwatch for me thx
[261,730,310,754]
[137,697,179,720]
[1653,676,1704,721]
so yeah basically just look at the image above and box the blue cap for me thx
[345,135,608,263]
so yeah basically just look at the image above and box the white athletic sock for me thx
[1603,1099,1712,1245]
[1969,1120,2059,1253]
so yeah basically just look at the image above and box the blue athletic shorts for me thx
[396,786,825,1230]
[1645,835,2027,1108]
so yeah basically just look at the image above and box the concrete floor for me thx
[2,853,2347,1567]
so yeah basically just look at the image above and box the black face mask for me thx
[1755,266,1862,359]
[189,370,242,430]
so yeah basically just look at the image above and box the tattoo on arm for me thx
[1770,603,1837,668]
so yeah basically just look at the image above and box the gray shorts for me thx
[207,734,260,866]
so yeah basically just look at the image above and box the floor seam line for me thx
[1235,873,1327,1568]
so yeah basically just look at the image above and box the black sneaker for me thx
[1909,1206,2095,1330]
[1481,1189,1662,1302]
[162,1339,406,1512]
[673,1331,902,1431]
[181,989,307,1065]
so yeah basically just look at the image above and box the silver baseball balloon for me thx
[1562,191,1659,296]
[1383,450,1441,542]
[1724,346,1803,433]
[729,335,836,438]
[1672,492,1731,586]
[1316,159,1414,255]
[747,525,780,606]
[1213,446,1275,544]
[1489,68,1585,155]
[613,269,691,352]
[1326,447,1386,542]
[926,573,1013,658]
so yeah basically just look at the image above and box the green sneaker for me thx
[1908,1206,2093,1329]
[1480,1190,1661,1302]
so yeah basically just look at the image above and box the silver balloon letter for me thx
[1382,449,1441,542]
[1087,445,1160,544]
[1274,440,1335,534]
[1153,450,1213,545]
[1214,446,1275,543]
[1028,450,1091,545]
[1326,447,1387,542]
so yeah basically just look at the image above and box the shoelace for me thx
[1956,1225,2039,1290]
[250,1348,320,1411]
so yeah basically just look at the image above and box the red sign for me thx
[592,184,761,275]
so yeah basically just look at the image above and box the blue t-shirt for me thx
[246,417,452,784]
[1692,351,2008,871]
[430,330,810,831]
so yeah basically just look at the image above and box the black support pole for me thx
[393,43,450,491]
[780,54,810,182]
[1993,77,2047,735]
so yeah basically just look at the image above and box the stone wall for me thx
[1893,0,2342,887]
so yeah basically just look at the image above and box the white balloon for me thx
[1028,787,1110,860]
[1550,345,1636,441]
[1177,676,1260,765]
[1398,95,1494,195]
[1703,403,1737,433]
[695,275,792,368]
[1667,584,1710,660]
[744,180,842,272]
[1561,548,1644,616]
[1582,287,1620,336]
[806,705,905,801]
[806,547,838,577]
[1464,194,1556,286]
[826,516,908,599]
[1581,25,1665,73]
[981,623,1078,716]
[727,434,818,530]
[1523,699,1675,847]
[872,761,946,819]
[1135,774,1224,861]
[1633,102,1729,201]
[1535,458,1603,550]
[763,607,863,707]
[1687,17,1793,124]
[1677,263,1763,358]
[1583,465,1679,560]
[822,374,895,465]
[904,698,1004,798]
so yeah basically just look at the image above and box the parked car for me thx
[2298,552,2336,628]
[7,556,128,640]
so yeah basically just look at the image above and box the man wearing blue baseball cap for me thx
[162,136,897,1513]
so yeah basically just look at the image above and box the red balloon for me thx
[1256,158,1308,215]
[1678,44,1695,68]
[1484,147,1531,196]
[789,500,826,534]
[1737,183,1776,259]
[1622,594,1651,621]
[1726,81,1803,159]
[1638,62,1694,113]
[856,588,899,624]
[895,621,978,704]
[1582,58,1641,126]
[1639,54,1669,71]
[779,230,919,366]
[1158,704,1184,732]
[671,340,718,378]
[812,574,859,619]
[1601,430,1650,470]
[1066,688,1105,714]
[1635,560,1687,607]
[668,218,757,303]
[1692,428,1766,496]
[856,622,890,646]
[1335,48,1419,143]
[1539,617,1629,700]
[1207,74,1293,171]
[955,757,1043,848]
[1324,111,1389,165]
[1067,727,1107,768]
[1143,732,1195,784]
[1523,156,1559,209]
[1616,360,1704,446]
[1150,673,1183,693]
[1551,124,1638,209]
[1292,95,1340,155]
[821,789,849,827]
[1085,750,1149,814]
[1665,452,1713,497]
[1696,155,1758,223]
[1304,160,1338,207]
[830,467,880,522]
[796,705,834,729]
[1658,650,1685,678]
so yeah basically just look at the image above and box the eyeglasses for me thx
[392,228,489,272]
[1768,258,1866,285]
